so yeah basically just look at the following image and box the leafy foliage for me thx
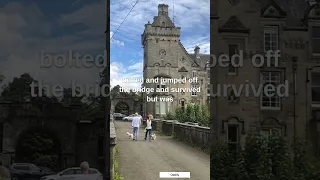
[110,85,142,100]
[165,104,209,126]
[0,73,105,169]
[15,128,59,170]
[211,132,320,180]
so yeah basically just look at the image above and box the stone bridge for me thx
[0,101,106,172]
[111,97,142,116]
[114,120,210,179]
[152,119,211,152]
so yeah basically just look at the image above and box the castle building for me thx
[211,0,320,155]
[141,4,210,118]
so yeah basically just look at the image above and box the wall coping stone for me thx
[110,121,117,145]
[156,119,210,130]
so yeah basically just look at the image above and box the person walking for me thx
[131,112,142,141]
[80,161,89,174]
[74,161,91,180]
[144,115,152,142]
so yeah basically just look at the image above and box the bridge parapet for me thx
[152,119,210,153]
[109,119,117,180]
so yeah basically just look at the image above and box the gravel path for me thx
[115,121,210,180]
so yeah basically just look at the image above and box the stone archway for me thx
[15,126,61,170]
[115,102,130,115]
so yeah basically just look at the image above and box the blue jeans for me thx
[145,129,152,140]
[133,127,139,140]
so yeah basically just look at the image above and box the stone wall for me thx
[109,120,117,180]
[152,119,210,152]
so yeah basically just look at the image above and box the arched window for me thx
[180,99,186,111]
[160,49,166,60]
[162,22,165,27]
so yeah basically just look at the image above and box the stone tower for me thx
[142,4,210,118]
[141,4,181,117]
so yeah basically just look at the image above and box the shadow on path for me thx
[115,120,210,180]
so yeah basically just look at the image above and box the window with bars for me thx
[191,84,197,96]
[312,27,320,54]
[312,73,320,104]
[155,102,160,115]
[192,71,197,78]
[155,64,159,74]
[181,100,185,111]
[166,64,170,75]
[156,84,166,89]
[264,26,278,53]
[260,71,281,109]
[228,44,238,74]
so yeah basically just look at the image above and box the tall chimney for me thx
[158,4,169,16]
[195,46,200,58]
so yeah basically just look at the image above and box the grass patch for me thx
[114,145,124,180]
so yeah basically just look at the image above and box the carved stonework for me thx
[261,1,286,18]
[218,16,249,33]
[284,40,306,49]
[159,49,166,60]
[262,118,278,126]
[227,90,239,104]
[228,0,240,5]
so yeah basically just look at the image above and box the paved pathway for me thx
[115,120,210,180]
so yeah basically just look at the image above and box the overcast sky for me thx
[0,0,105,97]
[110,0,210,90]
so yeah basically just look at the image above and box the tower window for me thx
[162,22,165,27]
[181,100,185,111]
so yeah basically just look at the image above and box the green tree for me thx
[243,133,273,180]
[0,73,59,103]
[167,104,209,126]
[211,132,320,180]
[15,129,59,170]
[268,130,294,180]
[110,85,121,98]
[0,73,34,102]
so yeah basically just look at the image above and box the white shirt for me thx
[146,120,152,129]
[132,116,141,127]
